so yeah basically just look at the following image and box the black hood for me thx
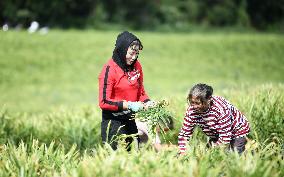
[112,31,143,72]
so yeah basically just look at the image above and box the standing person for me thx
[99,31,152,150]
[178,83,250,155]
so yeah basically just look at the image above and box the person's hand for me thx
[154,143,162,152]
[211,142,217,148]
[128,101,143,112]
[179,151,186,156]
[144,100,156,109]
[175,151,186,158]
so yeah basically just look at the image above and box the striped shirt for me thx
[178,96,250,153]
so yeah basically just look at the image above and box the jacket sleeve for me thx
[178,108,195,153]
[98,65,123,111]
[215,109,232,145]
[137,62,150,103]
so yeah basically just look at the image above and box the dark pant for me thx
[207,137,247,154]
[101,118,138,151]
[229,137,247,154]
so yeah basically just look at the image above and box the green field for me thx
[0,30,283,176]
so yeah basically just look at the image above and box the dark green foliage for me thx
[101,0,161,30]
[0,0,283,30]
[1,0,97,28]
[247,0,284,30]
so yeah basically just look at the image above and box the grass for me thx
[0,29,283,176]
[0,30,283,111]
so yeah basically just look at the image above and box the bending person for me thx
[178,83,250,155]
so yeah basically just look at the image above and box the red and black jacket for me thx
[99,31,149,120]
[99,59,149,112]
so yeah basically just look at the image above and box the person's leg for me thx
[136,121,149,144]
[230,137,247,154]
[206,137,219,148]
[125,120,139,151]
[101,119,125,150]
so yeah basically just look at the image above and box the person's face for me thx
[126,44,140,65]
[190,96,210,113]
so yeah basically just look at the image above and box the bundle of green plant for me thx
[135,100,174,140]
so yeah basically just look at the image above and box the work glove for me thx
[128,101,143,112]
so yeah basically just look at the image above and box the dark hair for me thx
[129,40,143,50]
[187,83,213,104]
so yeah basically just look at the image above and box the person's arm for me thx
[99,65,124,111]
[214,109,232,146]
[153,127,163,151]
[178,109,195,154]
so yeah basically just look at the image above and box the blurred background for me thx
[1,0,283,31]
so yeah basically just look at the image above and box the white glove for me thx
[128,101,143,112]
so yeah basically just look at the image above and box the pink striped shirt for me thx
[178,96,250,153]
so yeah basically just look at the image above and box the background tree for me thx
[0,0,283,31]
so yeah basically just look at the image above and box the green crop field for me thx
[0,30,283,176]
